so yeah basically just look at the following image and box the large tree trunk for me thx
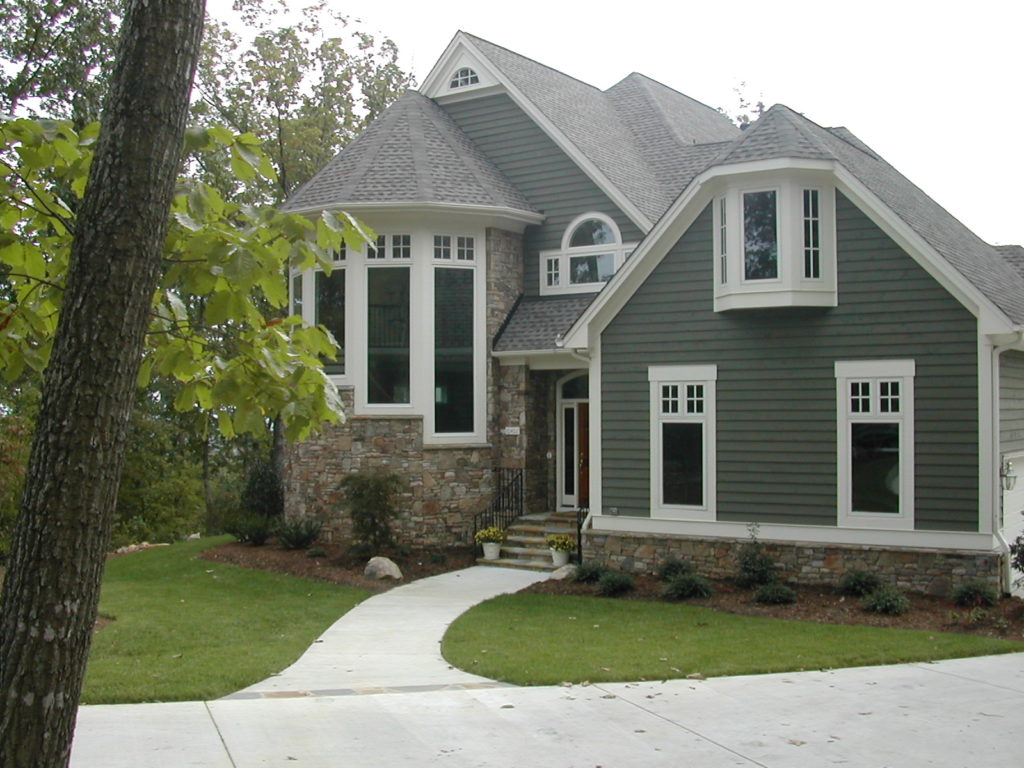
[0,3,205,766]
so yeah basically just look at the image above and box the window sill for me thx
[714,287,836,312]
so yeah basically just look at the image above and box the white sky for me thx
[209,0,1023,246]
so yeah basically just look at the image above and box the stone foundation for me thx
[284,390,494,547]
[584,530,1002,596]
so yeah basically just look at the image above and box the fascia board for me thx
[832,167,1013,335]
[284,201,546,228]
[492,349,583,369]
[452,39,654,235]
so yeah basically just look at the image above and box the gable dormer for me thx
[421,38,502,102]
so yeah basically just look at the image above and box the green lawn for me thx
[442,593,1024,685]
[83,537,370,704]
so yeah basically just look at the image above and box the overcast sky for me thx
[210,0,1023,246]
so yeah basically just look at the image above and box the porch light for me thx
[1001,459,1017,491]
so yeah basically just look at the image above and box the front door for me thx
[558,373,589,509]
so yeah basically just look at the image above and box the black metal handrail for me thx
[473,467,524,542]
[575,506,588,564]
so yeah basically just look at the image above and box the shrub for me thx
[241,460,284,519]
[227,513,277,546]
[951,581,998,608]
[754,582,798,605]
[338,470,402,556]
[277,518,323,550]
[862,585,911,616]
[306,547,327,559]
[656,557,694,582]
[837,570,882,598]
[596,571,635,597]
[662,573,714,600]
[574,561,609,584]
[736,526,775,588]
[1011,533,1024,587]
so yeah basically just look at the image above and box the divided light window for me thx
[743,190,778,280]
[540,213,635,295]
[803,189,821,279]
[450,67,479,88]
[649,365,717,519]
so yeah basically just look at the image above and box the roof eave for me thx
[282,201,545,228]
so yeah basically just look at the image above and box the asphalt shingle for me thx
[493,294,596,352]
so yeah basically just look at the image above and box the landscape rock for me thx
[549,564,577,581]
[364,556,403,580]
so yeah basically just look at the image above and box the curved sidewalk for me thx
[71,566,1024,767]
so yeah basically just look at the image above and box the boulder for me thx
[364,556,403,580]
[549,564,577,581]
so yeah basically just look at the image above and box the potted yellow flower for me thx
[546,534,575,567]
[475,526,506,560]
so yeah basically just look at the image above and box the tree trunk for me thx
[0,3,205,766]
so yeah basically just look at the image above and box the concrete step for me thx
[476,557,559,572]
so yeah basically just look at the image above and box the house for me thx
[282,31,1024,593]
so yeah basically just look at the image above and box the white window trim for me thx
[835,359,915,530]
[540,211,637,296]
[649,364,717,521]
[713,173,837,311]
[291,227,486,445]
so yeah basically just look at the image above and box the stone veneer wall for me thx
[526,370,559,512]
[584,530,1002,595]
[284,227,528,547]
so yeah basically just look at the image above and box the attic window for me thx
[450,68,479,88]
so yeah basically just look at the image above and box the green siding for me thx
[443,94,644,297]
[1000,351,1024,454]
[601,193,979,532]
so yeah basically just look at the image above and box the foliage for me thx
[596,571,635,597]
[754,582,798,605]
[951,581,998,609]
[546,534,575,552]
[862,586,911,616]
[226,514,277,546]
[0,382,35,560]
[338,470,403,556]
[1010,533,1024,587]
[474,526,506,544]
[573,561,610,584]
[83,537,371,703]
[662,573,714,601]
[656,557,694,582]
[736,524,775,588]
[0,117,372,441]
[241,459,284,519]
[837,570,882,598]
[191,0,414,205]
[443,593,1024,686]
[276,517,322,550]
[0,1,121,124]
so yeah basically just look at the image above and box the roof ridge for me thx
[610,72,729,127]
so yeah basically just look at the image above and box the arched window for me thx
[449,67,479,88]
[540,213,635,295]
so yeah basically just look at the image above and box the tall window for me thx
[315,269,345,374]
[835,360,915,528]
[434,268,474,432]
[367,268,410,404]
[649,365,717,519]
[743,190,778,280]
[802,189,821,279]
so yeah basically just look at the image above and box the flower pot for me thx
[482,542,502,560]
[550,548,570,567]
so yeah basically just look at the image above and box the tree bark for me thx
[0,3,205,766]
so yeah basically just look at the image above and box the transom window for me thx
[649,365,717,520]
[450,67,479,88]
[835,360,915,529]
[540,212,636,296]
[369,233,411,260]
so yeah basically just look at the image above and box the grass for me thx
[442,593,1024,685]
[82,536,370,704]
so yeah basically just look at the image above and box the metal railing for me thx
[575,506,589,564]
[473,467,524,541]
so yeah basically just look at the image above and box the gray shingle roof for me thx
[283,91,538,215]
[493,294,596,352]
[462,34,738,224]
[703,104,1024,324]
[995,245,1024,280]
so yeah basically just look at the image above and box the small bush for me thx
[656,557,694,582]
[951,581,998,608]
[574,561,610,584]
[662,573,714,600]
[862,585,911,616]
[596,571,635,597]
[241,460,283,519]
[306,547,327,559]
[754,582,798,605]
[277,518,323,550]
[227,514,277,546]
[338,470,402,556]
[837,570,882,598]
[736,545,775,588]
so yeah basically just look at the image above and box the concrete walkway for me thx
[70,566,1024,767]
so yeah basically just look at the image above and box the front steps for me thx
[477,510,579,571]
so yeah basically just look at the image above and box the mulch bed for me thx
[198,540,1024,640]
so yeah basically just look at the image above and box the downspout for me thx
[992,330,1024,593]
